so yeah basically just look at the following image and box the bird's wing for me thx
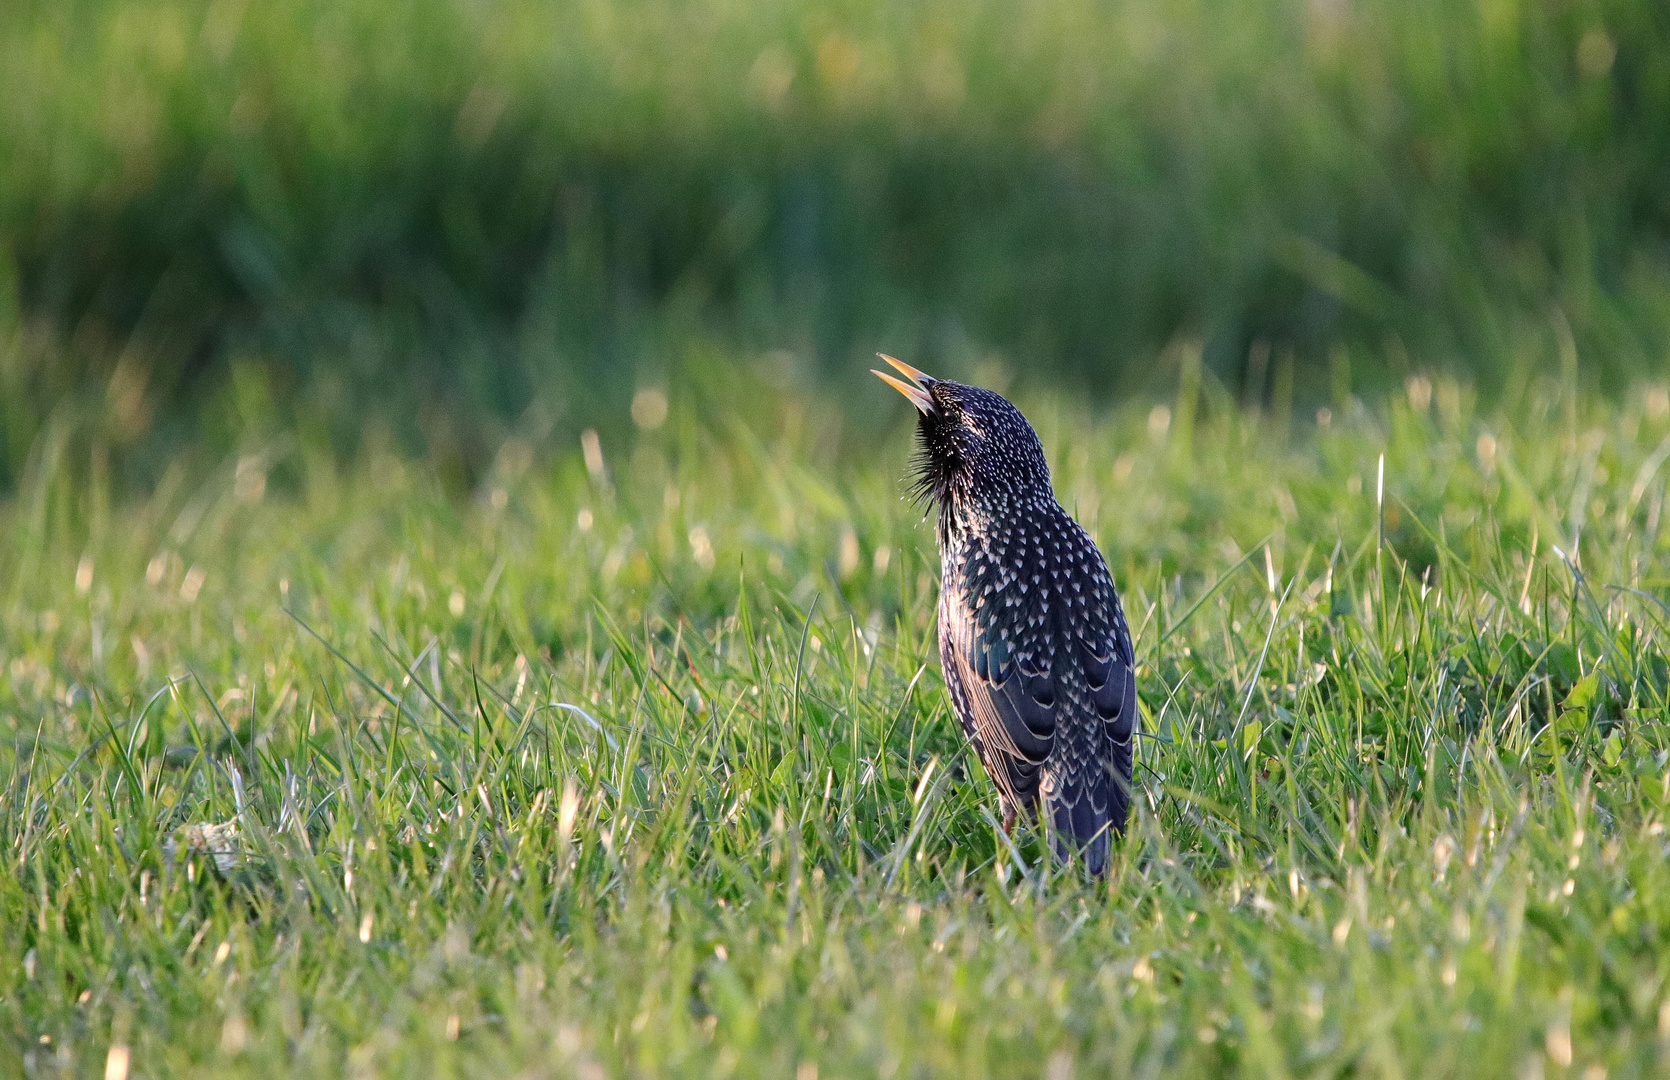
[1074,561,1137,832]
[955,517,1138,825]
[1074,557,1137,757]
[1030,525,1137,871]
[938,573,1053,810]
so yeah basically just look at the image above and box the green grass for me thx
[4,0,1670,489]
[6,364,1670,1077]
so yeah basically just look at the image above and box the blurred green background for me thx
[2,0,1668,491]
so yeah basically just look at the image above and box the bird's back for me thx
[937,498,1136,875]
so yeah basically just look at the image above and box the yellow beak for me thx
[871,354,936,414]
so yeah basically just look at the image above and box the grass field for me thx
[5,0,1670,492]
[5,361,1670,1077]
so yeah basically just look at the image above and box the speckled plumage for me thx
[875,357,1136,875]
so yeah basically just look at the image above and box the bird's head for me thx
[872,355,1051,522]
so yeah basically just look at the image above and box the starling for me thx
[874,355,1137,875]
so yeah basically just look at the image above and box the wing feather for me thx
[939,579,1052,810]
[938,509,1137,862]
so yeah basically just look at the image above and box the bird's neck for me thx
[938,480,1061,549]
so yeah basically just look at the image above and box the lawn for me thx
[5,0,1669,491]
[5,361,1670,1078]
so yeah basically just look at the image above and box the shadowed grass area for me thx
[3,0,1670,488]
[4,366,1670,1076]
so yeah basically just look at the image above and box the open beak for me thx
[871,354,937,414]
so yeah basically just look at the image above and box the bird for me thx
[873,354,1137,876]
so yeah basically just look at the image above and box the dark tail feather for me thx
[1047,773,1118,877]
[1110,739,1133,832]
